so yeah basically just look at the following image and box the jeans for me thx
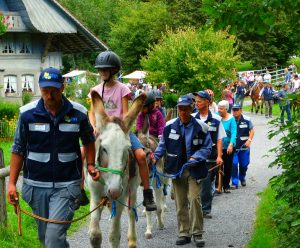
[22,183,81,248]
[280,105,292,124]
[201,162,216,214]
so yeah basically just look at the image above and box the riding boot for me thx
[143,189,157,211]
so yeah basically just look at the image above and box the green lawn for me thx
[0,140,13,166]
[247,185,280,248]
[243,101,281,117]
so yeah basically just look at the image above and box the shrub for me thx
[163,93,178,108]
[0,100,20,119]
[22,91,33,105]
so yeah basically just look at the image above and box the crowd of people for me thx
[7,49,298,248]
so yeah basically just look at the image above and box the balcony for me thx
[1,12,28,32]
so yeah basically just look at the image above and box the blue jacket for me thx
[12,95,95,185]
[194,111,221,160]
[235,114,253,149]
[262,87,275,101]
[155,116,212,179]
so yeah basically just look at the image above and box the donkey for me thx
[138,133,167,239]
[87,91,146,248]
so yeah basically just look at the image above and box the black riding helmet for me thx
[95,51,121,71]
[144,93,156,106]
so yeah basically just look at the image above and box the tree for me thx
[1,14,7,35]
[202,0,300,66]
[165,0,207,29]
[141,27,240,95]
[108,1,171,72]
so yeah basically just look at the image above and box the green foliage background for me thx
[141,28,240,94]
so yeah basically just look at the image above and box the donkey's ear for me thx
[91,90,110,128]
[123,93,147,132]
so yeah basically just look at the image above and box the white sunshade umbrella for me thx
[122,70,146,79]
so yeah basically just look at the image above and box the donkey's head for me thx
[91,91,146,200]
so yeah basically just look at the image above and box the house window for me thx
[2,38,15,54]
[4,75,17,95]
[19,37,32,54]
[22,74,34,92]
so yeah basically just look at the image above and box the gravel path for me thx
[67,112,280,248]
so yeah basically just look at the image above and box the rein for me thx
[13,197,109,236]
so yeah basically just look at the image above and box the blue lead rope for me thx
[110,199,141,222]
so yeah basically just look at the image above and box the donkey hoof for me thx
[145,232,153,239]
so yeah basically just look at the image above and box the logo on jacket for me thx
[64,115,78,123]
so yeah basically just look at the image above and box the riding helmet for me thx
[95,50,121,70]
[144,93,156,106]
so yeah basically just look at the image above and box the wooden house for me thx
[0,0,108,101]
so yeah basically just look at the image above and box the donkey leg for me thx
[89,192,104,248]
[109,202,123,248]
[127,200,138,248]
[155,187,165,230]
[145,208,153,239]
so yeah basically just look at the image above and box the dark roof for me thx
[1,0,108,53]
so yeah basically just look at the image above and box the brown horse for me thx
[250,82,264,114]
[291,92,300,118]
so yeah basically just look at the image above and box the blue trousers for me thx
[232,149,250,186]
[22,183,81,248]
[280,105,291,124]
[201,162,216,214]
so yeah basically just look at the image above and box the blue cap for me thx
[232,103,242,109]
[177,95,193,107]
[193,91,211,101]
[39,67,63,88]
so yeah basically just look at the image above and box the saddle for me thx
[128,150,137,178]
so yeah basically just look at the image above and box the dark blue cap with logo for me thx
[193,91,211,101]
[39,67,63,88]
[177,95,193,107]
[232,103,242,109]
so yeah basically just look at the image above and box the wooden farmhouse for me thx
[0,0,108,101]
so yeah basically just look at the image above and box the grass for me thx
[243,100,281,117]
[247,185,280,248]
[0,140,13,166]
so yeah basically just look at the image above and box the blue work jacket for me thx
[235,114,253,150]
[155,116,212,180]
[12,95,94,186]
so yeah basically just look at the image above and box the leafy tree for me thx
[202,0,300,66]
[267,93,300,248]
[164,0,207,29]
[108,1,171,72]
[0,14,7,35]
[141,27,240,95]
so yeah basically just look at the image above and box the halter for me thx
[95,161,125,177]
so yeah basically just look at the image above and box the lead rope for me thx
[13,197,109,236]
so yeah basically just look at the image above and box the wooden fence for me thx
[0,148,9,226]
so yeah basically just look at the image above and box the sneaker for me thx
[230,185,238,190]
[203,212,212,219]
[194,235,205,247]
[176,236,191,245]
[143,189,157,211]
[241,180,246,187]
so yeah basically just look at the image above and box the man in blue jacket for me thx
[153,95,212,247]
[193,91,226,218]
[231,104,254,187]
[7,67,100,248]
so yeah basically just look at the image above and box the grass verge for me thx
[246,185,279,248]
[243,101,281,117]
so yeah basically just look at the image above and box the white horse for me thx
[138,132,168,239]
[87,91,146,248]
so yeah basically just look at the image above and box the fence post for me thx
[0,148,7,227]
